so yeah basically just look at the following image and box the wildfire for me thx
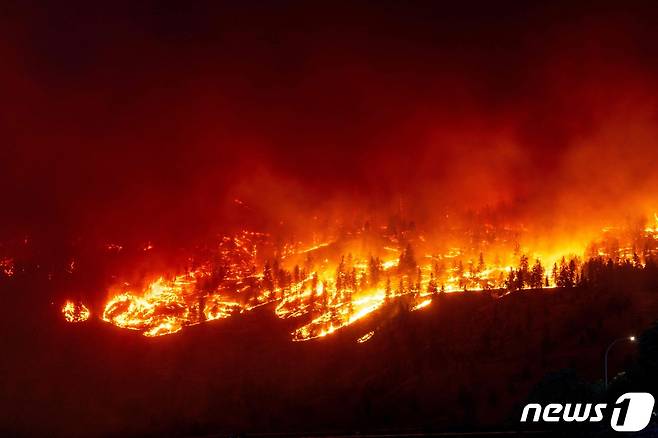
[290,287,388,342]
[58,212,658,341]
[62,300,91,323]
[101,274,244,337]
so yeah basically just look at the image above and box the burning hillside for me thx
[56,211,658,341]
[7,2,658,436]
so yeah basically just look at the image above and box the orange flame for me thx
[61,212,658,341]
[62,300,90,323]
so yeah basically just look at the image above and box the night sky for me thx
[3,1,658,242]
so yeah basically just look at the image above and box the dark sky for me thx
[3,1,658,242]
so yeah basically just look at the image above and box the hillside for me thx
[2,279,656,436]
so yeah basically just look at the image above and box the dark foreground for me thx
[2,279,657,437]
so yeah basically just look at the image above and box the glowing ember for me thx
[105,243,123,252]
[0,257,15,277]
[62,300,91,323]
[356,331,375,343]
[412,298,432,311]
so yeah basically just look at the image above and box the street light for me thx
[604,336,636,390]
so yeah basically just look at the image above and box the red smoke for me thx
[2,2,658,244]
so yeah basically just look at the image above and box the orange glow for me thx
[0,257,15,277]
[412,298,432,311]
[101,274,245,337]
[62,300,90,323]
[356,331,375,343]
[61,211,658,341]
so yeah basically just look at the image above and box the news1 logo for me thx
[521,392,655,432]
